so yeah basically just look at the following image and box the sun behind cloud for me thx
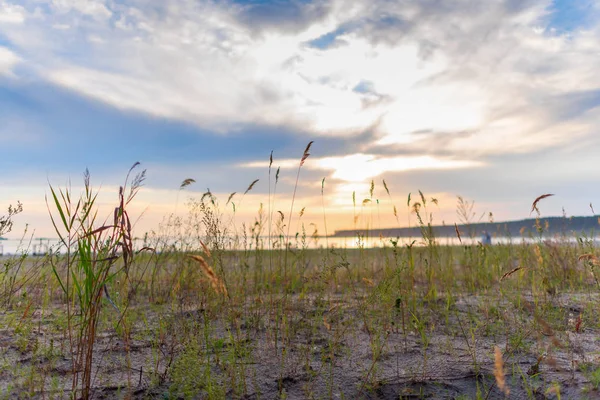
[241,153,483,182]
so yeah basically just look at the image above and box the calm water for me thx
[0,234,594,255]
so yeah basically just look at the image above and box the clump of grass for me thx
[47,163,146,399]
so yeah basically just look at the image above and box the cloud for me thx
[236,0,332,34]
[0,46,20,76]
[50,0,112,19]
[0,1,25,23]
[3,0,598,158]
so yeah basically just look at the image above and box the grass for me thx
[0,147,599,399]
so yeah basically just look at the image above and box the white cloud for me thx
[0,46,19,76]
[0,1,25,23]
[51,23,71,30]
[51,0,112,19]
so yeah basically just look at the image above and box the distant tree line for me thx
[333,216,600,238]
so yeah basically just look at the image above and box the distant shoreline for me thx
[332,215,600,238]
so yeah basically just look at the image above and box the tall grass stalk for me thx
[268,151,274,275]
[321,177,329,255]
[284,141,313,282]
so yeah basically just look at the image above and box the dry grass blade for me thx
[362,277,374,287]
[493,346,509,396]
[579,254,599,264]
[454,223,462,244]
[189,255,227,296]
[534,315,562,347]
[500,266,525,281]
[300,141,314,166]
[536,316,554,336]
[180,178,195,189]
[531,193,554,214]
[323,317,331,331]
[383,179,390,196]
[244,179,259,195]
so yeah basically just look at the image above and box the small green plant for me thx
[581,362,600,391]
[169,338,225,399]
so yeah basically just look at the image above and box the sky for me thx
[1,0,600,239]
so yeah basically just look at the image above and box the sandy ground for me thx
[1,292,599,399]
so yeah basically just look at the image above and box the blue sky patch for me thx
[546,0,596,33]
[307,28,345,49]
[352,81,375,94]
[0,81,302,176]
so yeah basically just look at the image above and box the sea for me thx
[0,234,593,256]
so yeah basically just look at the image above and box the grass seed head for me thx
[494,346,509,396]
[189,255,227,296]
[244,179,259,195]
[531,193,554,214]
[180,178,195,190]
[300,141,314,166]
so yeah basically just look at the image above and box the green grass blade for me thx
[49,186,69,232]
[51,264,66,295]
